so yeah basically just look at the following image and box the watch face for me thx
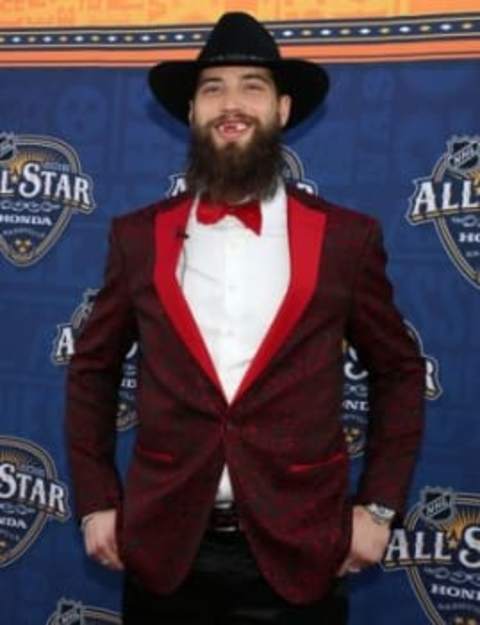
[367,504,395,519]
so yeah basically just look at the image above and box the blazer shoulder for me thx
[287,184,377,231]
[111,192,193,238]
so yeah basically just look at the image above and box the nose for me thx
[219,86,243,113]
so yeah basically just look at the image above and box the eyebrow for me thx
[197,76,222,88]
[240,72,272,83]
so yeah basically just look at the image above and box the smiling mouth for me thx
[214,118,253,140]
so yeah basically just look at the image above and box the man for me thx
[66,12,425,625]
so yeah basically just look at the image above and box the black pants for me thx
[123,530,348,624]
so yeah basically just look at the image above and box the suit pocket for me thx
[135,443,174,463]
[288,451,347,474]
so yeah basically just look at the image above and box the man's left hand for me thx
[336,505,391,576]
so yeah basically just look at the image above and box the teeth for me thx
[219,121,248,132]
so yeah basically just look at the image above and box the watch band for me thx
[365,503,396,526]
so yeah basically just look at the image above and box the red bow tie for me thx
[196,197,262,235]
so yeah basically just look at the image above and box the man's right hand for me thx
[83,509,124,571]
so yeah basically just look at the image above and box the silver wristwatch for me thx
[365,503,396,526]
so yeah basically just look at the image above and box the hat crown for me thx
[198,12,280,64]
[148,11,329,129]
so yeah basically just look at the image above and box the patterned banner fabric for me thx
[1,4,479,624]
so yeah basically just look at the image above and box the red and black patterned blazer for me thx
[66,186,425,604]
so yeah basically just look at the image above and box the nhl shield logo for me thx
[0,131,95,266]
[46,598,120,624]
[0,437,70,567]
[419,487,456,524]
[383,487,480,625]
[342,320,441,458]
[408,135,480,289]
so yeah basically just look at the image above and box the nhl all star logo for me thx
[0,131,95,266]
[51,289,98,365]
[342,320,441,458]
[166,145,317,197]
[383,486,480,625]
[51,289,138,431]
[341,340,369,457]
[279,145,317,194]
[408,135,480,289]
[46,598,120,624]
[116,341,139,431]
[0,437,70,567]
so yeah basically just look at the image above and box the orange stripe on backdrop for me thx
[1,0,480,28]
[1,38,480,66]
[283,38,480,61]
[0,48,195,66]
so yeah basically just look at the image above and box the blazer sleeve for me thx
[345,219,425,516]
[65,218,138,519]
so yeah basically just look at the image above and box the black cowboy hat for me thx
[148,12,329,130]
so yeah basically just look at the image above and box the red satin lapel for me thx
[231,196,327,404]
[153,199,225,395]
[153,194,327,407]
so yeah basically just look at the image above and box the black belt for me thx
[208,502,241,532]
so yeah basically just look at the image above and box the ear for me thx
[188,100,193,125]
[278,94,292,128]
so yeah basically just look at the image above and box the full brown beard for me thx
[185,115,283,203]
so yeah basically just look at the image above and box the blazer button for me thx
[222,421,234,435]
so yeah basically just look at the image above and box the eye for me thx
[199,82,221,95]
[245,81,264,92]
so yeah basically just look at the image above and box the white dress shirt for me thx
[175,183,290,502]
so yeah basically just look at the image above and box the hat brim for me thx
[148,58,329,130]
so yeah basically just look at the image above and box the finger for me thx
[96,546,124,571]
[106,531,121,559]
[100,554,124,571]
[99,537,124,568]
[105,533,124,570]
[338,557,366,576]
[352,550,381,567]
[82,514,124,570]
[84,522,104,557]
[109,555,124,571]
[85,533,116,566]
[84,530,96,557]
[103,538,124,570]
[336,558,351,577]
[85,535,106,560]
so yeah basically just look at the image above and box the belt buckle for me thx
[210,501,240,532]
[215,524,238,532]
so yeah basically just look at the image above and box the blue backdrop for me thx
[1,57,480,625]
